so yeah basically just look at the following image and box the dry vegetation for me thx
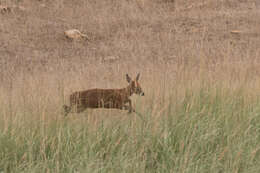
[0,0,260,172]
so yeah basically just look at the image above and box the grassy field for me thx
[1,0,260,172]
[1,69,260,172]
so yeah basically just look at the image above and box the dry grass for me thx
[0,0,260,172]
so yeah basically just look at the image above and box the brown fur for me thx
[63,74,144,116]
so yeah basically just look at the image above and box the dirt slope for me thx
[0,0,260,79]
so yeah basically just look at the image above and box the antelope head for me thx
[126,73,145,96]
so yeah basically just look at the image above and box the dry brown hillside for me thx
[0,0,260,92]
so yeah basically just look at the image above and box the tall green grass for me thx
[0,85,260,173]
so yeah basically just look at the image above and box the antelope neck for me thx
[124,84,134,97]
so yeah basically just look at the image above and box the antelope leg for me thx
[125,99,135,113]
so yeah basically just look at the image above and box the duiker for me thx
[63,73,144,116]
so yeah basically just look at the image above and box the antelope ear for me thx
[126,74,132,83]
[136,73,140,81]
